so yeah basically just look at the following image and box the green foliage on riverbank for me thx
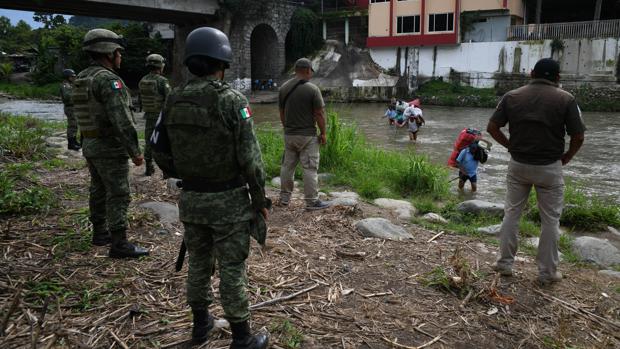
[525,182,620,231]
[0,113,57,159]
[257,112,450,199]
[416,80,498,108]
[0,114,61,214]
[0,82,60,99]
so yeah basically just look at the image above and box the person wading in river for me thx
[486,58,586,285]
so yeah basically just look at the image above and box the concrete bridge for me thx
[0,0,299,89]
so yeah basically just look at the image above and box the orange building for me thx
[367,0,524,47]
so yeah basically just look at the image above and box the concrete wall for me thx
[369,38,620,89]
[368,1,390,37]
[463,14,510,42]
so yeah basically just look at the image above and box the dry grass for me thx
[0,158,619,349]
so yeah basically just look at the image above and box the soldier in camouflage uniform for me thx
[60,69,81,151]
[153,27,269,348]
[73,28,149,258]
[138,54,170,176]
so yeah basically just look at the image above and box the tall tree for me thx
[33,12,66,29]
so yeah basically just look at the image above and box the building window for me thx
[397,15,420,34]
[428,13,454,32]
[370,0,390,3]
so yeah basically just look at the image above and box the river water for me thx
[2,98,618,204]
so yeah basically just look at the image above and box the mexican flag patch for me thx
[240,106,252,119]
[111,80,123,90]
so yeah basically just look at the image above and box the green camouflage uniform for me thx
[73,64,141,235]
[138,72,170,167]
[60,81,78,139]
[158,76,267,323]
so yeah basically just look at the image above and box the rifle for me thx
[175,240,186,272]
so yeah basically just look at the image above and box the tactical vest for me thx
[60,83,73,106]
[139,75,165,113]
[164,82,239,181]
[72,67,108,134]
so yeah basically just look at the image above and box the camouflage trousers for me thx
[184,221,251,323]
[143,113,158,164]
[65,106,78,139]
[86,157,130,233]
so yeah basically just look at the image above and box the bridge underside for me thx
[0,0,214,24]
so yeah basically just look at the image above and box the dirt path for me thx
[0,158,618,349]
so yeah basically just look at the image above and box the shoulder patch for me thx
[111,80,124,90]
[240,106,252,120]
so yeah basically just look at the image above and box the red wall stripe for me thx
[366,33,458,47]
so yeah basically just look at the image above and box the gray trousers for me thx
[279,134,319,204]
[496,159,564,278]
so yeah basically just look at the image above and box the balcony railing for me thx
[507,19,620,41]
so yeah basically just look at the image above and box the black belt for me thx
[182,177,245,193]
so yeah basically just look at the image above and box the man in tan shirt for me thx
[278,58,331,210]
[487,58,586,285]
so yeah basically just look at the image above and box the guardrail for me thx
[507,19,620,41]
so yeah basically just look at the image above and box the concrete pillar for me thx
[535,0,542,24]
[594,0,602,21]
[172,25,194,85]
[345,17,349,46]
[323,20,327,40]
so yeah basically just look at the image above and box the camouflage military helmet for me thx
[184,27,232,65]
[146,54,165,68]
[82,28,126,54]
[62,69,76,78]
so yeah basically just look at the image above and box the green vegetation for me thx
[53,208,93,259]
[270,319,304,349]
[257,112,450,199]
[0,15,169,87]
[0,62,13,81]
[571,84,620,113]
[525,182,620,231]
[416,79,498,108]
[0,113,55,158]
[286,8,324,65]
[0,81,60,99]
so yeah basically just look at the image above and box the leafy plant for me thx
[0,62,13,81]
[270,319,304,349]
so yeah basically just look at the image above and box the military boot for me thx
[109,229,149,259]
[230,321,268,349]
[67,137,81,151]
[191,308,215,345]
[92,229,112,246]
[144,161,155,176]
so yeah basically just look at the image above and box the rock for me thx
[271,177,281,188]
[270,177,299,189]
[525,237,540,248]
[456,200,504,217]
[330,191,359,207]
[477,224,501,235]
[330,191,359,200]
[139,201,179,225]
[354,218,412,241]
[167,178,182,194]
[331,198,358,207]
[422,213,448,224]
[573,236,620,267]
[598,270,620,279]
[373,198,417,221]
[318,173,334,183]
[45,136,67,148]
